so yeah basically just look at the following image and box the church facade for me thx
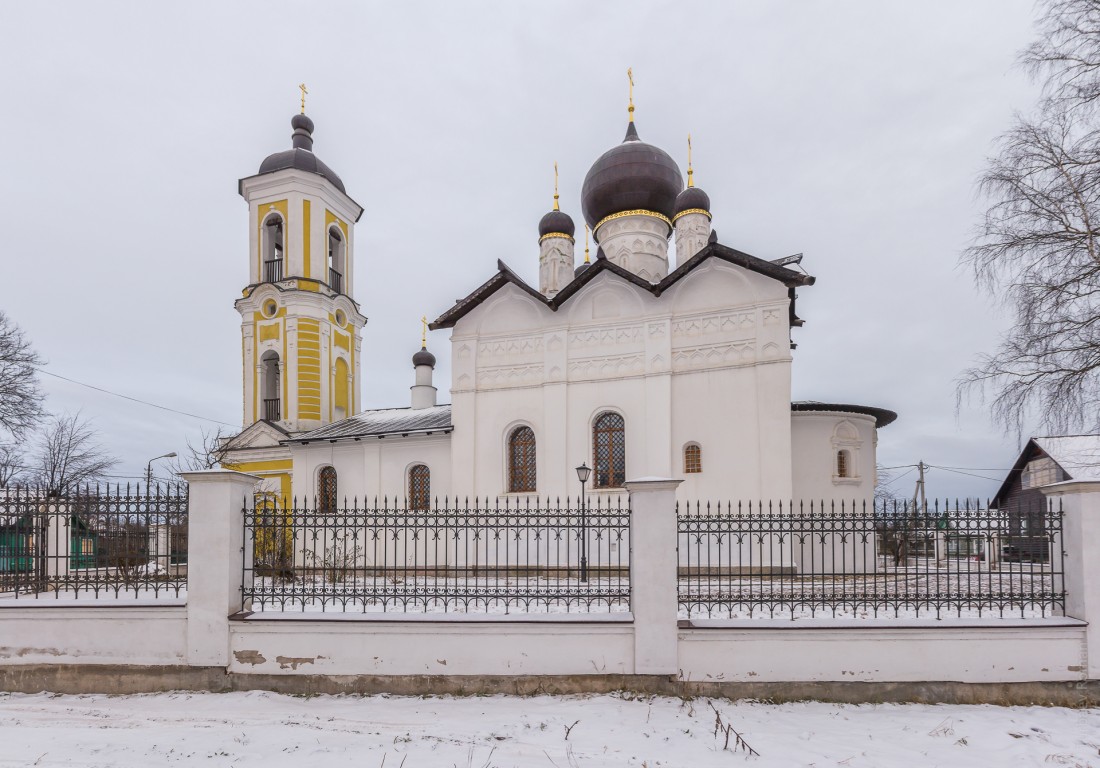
[223,98,896,506]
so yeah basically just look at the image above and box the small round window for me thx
[334,309,347,327]
[262,299,278,318]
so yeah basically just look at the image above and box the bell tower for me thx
[234,97,366,436]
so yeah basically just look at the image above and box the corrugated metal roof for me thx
[290,405,452,443]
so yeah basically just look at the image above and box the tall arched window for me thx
[260,350,281,421]
[318,466,337,513]
[262,214,284,282]
[593,412,626,489]
[409,464,430,510]
[508,426,536,493]
[328,226,345,294]
[684,443,702,474]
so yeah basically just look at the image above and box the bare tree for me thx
[0,443,25,488]
[0,311,44,440]
[33,412,119,495]
[1021,0,1100,115]
[168,426,236,475]
[961,0,1100,435]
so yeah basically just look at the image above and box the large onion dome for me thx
[258,113,346,193]
[581,122,683,231]
[538,209,575,240]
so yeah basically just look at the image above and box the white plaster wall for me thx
[0,606,187,665]
[678,622,1087,683]
[594,214,670,282]
[791,412,877,505]
[294,434,452,503]
[448,259,793,502]
[229,619,634,676]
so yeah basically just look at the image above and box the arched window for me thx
[837,450,850,479]
[260,350,281,421]
[508,426,536,493]
[262,214,284,282]
[328,226,345,294]
[593,412,626,489]
[684,443,702,474]
[318,466,337,513]
[409,464,430,510]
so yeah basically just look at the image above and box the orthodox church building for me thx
[223,91,896,506]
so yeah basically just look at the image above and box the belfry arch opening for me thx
[262,214,284,282]
[328,225,345,294]
[261,350,281,421]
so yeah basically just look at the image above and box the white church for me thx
[223,92,896,507]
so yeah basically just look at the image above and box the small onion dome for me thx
[259,113,346,193]
[574,262,591,277]
[673,186,711,219]
[538,209,575,241]
[412,346,436,368]
[581,122,683,232]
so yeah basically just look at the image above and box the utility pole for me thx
[911,460,927,513]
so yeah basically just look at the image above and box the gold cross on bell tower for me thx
[420,316,428,348]
[298,83,308,114]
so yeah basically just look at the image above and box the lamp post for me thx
[145,452,177,489]
[575,462,591,583]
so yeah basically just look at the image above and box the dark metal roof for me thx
[290,405,452,444]
[412,347,436,367]
[675,186,710,215]
[791,401,898,428]
[581,121,683,230]
[538,209,576,239]
[430,240,815,330]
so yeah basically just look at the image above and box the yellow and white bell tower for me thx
[224,94,366,497]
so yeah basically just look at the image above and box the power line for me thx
[926,464,1004,483]
[37,368,238,428]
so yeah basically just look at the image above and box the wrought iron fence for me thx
[677,499,1065,620]
[0,485,188,599]
[242,496,631,614]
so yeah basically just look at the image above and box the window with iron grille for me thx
[684,443,702,474]
[593,412,626,489]
[318,466,337,513]
[409,464,430,510]
[836,450,850,478]
[508,426,536,493]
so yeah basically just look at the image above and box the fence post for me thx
[625,477,682,676]
[1041,480,1100,680]
[181,470,259,668]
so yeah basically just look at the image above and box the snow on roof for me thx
[291,404,452,443]
[1033,435,1100,481]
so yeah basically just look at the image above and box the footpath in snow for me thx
[1,690,1098,767]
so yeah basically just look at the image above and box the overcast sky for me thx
[0,1,1045,498]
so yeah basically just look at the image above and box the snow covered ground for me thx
[1,691,1098,767]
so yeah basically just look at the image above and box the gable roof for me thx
[992,434,1100,506]
[430,241,815,330]
[222,419,292,452]
[289,404,453,445]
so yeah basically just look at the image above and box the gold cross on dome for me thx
[299,83,308,114]
[627,68,634,121]
[421,316,428,348]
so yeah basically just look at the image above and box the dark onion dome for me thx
[538,209,576,241]
[581,122,683,232]
[258,113,346,193]
[673,186,711,219]
[412,346,436,368]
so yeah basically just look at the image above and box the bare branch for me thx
[0,311,44,440]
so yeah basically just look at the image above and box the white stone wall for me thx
[293,434,452,503]
[447,259,795,501]
[791,411,878,506]
[673,212,710,267]
[538,236,575,297]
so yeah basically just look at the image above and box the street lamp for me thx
[146,452,178,489]
[575,462,591,583]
